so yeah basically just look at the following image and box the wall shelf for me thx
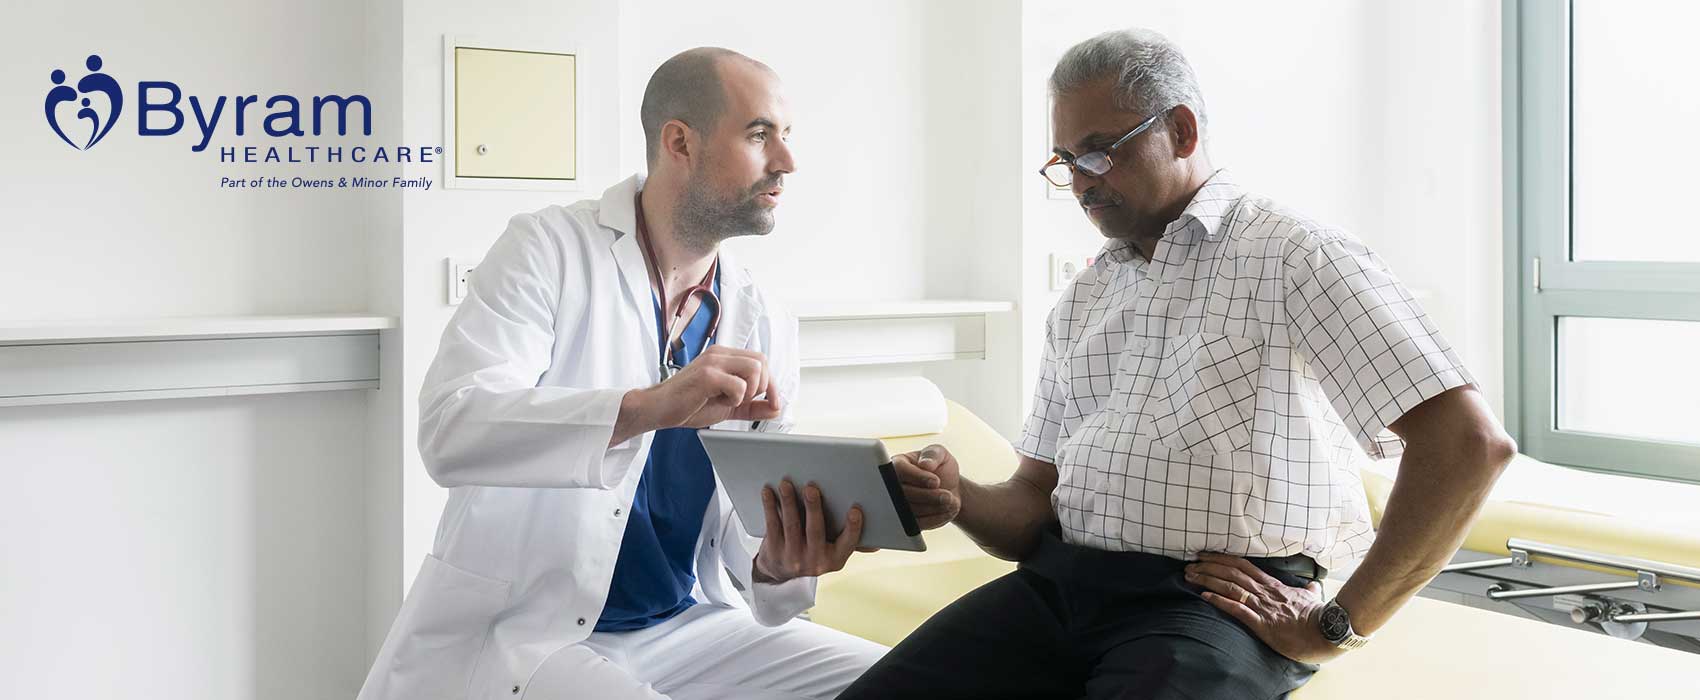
[0,314,397,408]
[791,300,1013,369]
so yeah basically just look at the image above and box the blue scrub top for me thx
[595,270,721,632]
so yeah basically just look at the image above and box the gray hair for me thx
[1049,28,1208,135]
[640,47,766,168]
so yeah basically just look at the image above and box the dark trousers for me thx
[838,531,1321,700]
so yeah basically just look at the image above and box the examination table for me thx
[800,401,1700,699]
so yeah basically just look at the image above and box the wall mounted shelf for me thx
[791,300,1013,369]
[0,314,397,408]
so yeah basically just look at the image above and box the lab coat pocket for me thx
[1146,333,1262,457]
[384,555,512,700]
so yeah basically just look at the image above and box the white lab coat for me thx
[357,174,811,700]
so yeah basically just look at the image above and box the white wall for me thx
[0,394,370,700]
[362,0,406,665]
[0,0,374,320]
[914,0,1026,436]
[1,1,380,698]
[1368,0,1505,420]
[617,0,934,303]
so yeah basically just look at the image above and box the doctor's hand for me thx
[619,347,783,443]
[751,480,870,585]
[892,444,961,530]
[1187,552,1342,665]
[657,346,782,428]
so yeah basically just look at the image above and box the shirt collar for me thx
[1098,236,1141,265]
[597,172,643,235]
[1173,168,1243,244]
[1096,168,1244,265]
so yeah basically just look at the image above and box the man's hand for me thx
[751,480,869,584]
[1187,552,1343,665]
[891,444,961,530]
[611,347,782,445]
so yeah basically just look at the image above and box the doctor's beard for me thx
[675,172,780,251]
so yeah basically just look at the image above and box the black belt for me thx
[1247,552,1328,583]
[1022,528,1327,589]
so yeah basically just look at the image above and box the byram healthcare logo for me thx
[42,52,439,190]
[45,54,122,151]
[42,52,416,160]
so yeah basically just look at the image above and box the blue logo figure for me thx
[45,54,123,150]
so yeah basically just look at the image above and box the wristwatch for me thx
[1317,599,1372,650]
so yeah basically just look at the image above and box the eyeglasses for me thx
[1039,109,1167,188]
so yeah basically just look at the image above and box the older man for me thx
[357,48,933,700]
[842,28,1516,700]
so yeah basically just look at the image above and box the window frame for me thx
[1506,0,1700,484]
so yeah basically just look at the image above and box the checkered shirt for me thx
[1016,170,1476,571]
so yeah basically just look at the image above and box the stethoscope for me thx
[634,192,720,380]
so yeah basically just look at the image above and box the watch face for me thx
[1319,604,1352,642]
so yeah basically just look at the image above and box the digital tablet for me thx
[698,430,926,552]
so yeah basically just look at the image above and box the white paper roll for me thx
[791,375,948,438]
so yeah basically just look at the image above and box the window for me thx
[1507,0,1700,483]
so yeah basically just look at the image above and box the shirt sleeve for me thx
[416,213,645,489]
[1282,229,1477,459]
[721,513,818,626]
[1015,304,1068,463]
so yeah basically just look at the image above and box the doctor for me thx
[359,48,927,700]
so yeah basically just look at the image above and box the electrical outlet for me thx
[447,258,478,305]
[1049,252,1091,291]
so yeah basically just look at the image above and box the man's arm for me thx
[943,291,1069,561]
[418,214,639,490]
[1333,384,1516,634]
[1190,385,1515,663]
[953,455,1060,562]
[1188,228,1514,661]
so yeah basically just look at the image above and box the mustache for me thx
[748,175,784,196]
[1079,188,1119,208]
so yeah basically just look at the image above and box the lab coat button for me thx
[614,508,622,517]
[577,617,586,626]
[710,538,715,547]
[512,685,521,695]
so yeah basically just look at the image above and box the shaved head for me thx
[640,47,774,168]
[636,46,794,256]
